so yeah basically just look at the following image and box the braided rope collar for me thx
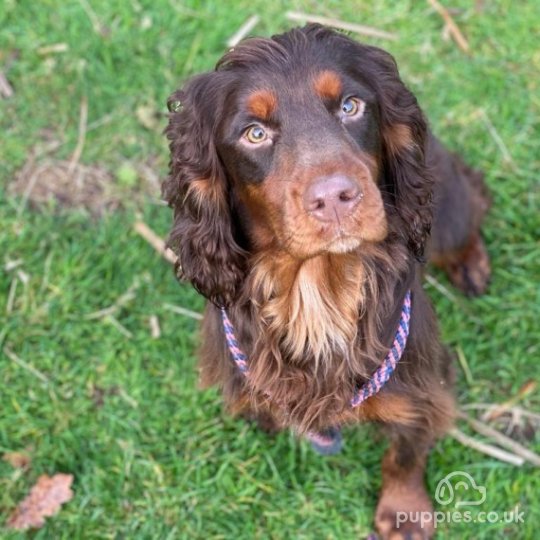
[220,290,412,408]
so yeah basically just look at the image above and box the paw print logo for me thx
[435,471,487,508]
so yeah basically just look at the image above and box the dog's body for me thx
[163,25,490,539]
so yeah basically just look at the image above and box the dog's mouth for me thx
[316,199,388,248]
[280,226,368,260]
[280,204,388,259]
[325,230,363,253]
[313,225,367,256]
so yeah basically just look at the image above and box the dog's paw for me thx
[446,232,491,297]
[375,488,434,540]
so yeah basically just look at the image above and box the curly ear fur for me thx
[163,74,246,306]
[364,46,434,260]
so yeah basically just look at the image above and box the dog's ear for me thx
[163,74,246,306]
[363,47,434,260]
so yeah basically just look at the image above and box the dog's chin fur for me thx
[326,236,363,254]
[284,237,363,260]
[250,251,364,369]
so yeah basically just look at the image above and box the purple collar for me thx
[220,290,412,408]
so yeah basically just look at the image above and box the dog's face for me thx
[164,25,432,305]
[215,66,388,258]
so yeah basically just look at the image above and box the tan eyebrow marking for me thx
[313,70,342,100]
[246,89,278,120]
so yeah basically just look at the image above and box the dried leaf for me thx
[3,451,31,470]
[7,473,74,530]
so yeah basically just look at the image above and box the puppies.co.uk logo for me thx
[435,471,486,508]
[396,471,525,530]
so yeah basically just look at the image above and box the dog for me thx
[163,24,491,539]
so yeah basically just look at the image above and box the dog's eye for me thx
[244,125,268,144]
[340,97,364,119]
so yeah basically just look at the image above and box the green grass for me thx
[1,1,539,538]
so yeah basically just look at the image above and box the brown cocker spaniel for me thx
[163,25,491,539]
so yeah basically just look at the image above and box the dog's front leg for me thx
[375,427,436,540]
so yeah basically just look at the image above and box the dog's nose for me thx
[303,174,363,222]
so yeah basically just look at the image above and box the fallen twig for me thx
[16,165,41,218]
[67,96,88,177]
[117,387,138,408]
[481,380,537,421]
[6,278,18,314]
[134,224,202,322]
[424,273,483,325]
[449,427,524,466]
[163,303,203,321]
[511,407,540,422]
[78,0,105,35]
[0,71,14,98]
[4,347,50,384]
[458,411,540,466]
[427,0,470,53]
[227,15,260,48]
[456,347,474,387]
[86,275,147,320]
[462,403,540,422]
[5,259,24,272]
[134,221,178,265]
[424,273,457,303]
[105,315,133,338]
[37,43,69,55]
[286,11,398,41]
[149,315,161,339]
[475,108,516,169]
[17,270,29,285]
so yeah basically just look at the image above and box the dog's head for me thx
[164,24,432,305]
